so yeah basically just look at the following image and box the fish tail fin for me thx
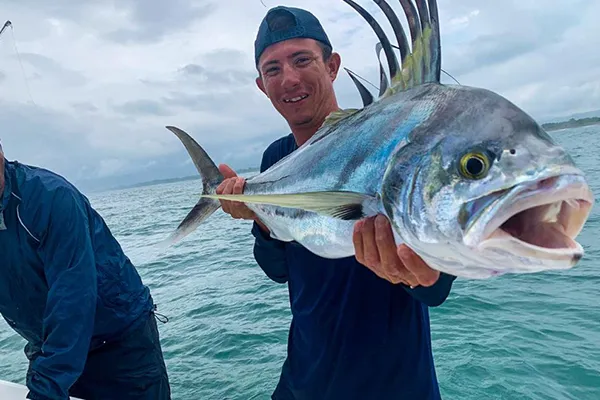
[161,125,224,246]
[343,0,441,98]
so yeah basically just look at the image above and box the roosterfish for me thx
[162,0,594,279]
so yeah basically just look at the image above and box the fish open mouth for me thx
[464,174,594,263]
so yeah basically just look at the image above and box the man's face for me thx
[256,38,340,128]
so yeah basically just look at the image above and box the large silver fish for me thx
[163,0,594,279]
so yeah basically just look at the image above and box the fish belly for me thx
[251,204,358,259]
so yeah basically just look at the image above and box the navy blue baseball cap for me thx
[254,6,332,66]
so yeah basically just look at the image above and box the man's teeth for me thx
[284,95,308,103]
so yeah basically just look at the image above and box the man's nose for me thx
[281,64,301,89]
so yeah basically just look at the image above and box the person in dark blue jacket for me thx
[0,142,171,400]
[215,6,457,400]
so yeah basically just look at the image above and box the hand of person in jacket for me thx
[353,215,440,288]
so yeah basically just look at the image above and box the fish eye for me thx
[459,152,490,180]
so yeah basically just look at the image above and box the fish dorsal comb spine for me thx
[343,0,441,102]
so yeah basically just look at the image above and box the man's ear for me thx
[327,52,342,82]
[256,76,267,96]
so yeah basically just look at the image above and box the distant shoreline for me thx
[542,117,600,132]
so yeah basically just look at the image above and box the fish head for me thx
[382,85,594,279]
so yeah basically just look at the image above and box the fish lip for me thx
[462,171,594,259]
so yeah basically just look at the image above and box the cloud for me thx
[71,102,98,113]
[0,0,598,192]
[112,99,174,117]
[436,0,600,119]
[15,52,88,86]
[103,0,216,44]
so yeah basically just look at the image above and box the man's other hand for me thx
[353,215,440,288]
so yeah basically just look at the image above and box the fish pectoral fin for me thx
[203,191,375,221]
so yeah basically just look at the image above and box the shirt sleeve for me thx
[251,221,289,283]
[403,272,456,307]
[251,144,289,284]
[26,188,97,400]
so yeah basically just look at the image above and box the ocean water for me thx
[1,126,599,400]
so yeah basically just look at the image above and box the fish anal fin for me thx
[203,191,376,221]
[329,203,366,220]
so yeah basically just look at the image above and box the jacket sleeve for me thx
[403,272,456,307]
[251,146,289,284]
[26,188,97,400]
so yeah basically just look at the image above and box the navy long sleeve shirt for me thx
[0,159,154,400]
[251,134,456,400]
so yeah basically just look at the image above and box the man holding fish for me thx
[162,0,591,398]
[216,5,456,399]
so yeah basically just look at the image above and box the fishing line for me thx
[441,69,461,85]
[345,68,380,91]
[1,20,38,106]
[10,23,38,106]
[389,43,461,85]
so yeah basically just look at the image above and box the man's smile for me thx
[283,94,309,104]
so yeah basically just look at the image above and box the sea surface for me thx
[1,126,599,400]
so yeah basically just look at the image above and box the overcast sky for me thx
[1,0,598,191]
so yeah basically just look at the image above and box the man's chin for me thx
[288,114,314,127]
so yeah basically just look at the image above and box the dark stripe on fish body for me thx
[335,99,421,189]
